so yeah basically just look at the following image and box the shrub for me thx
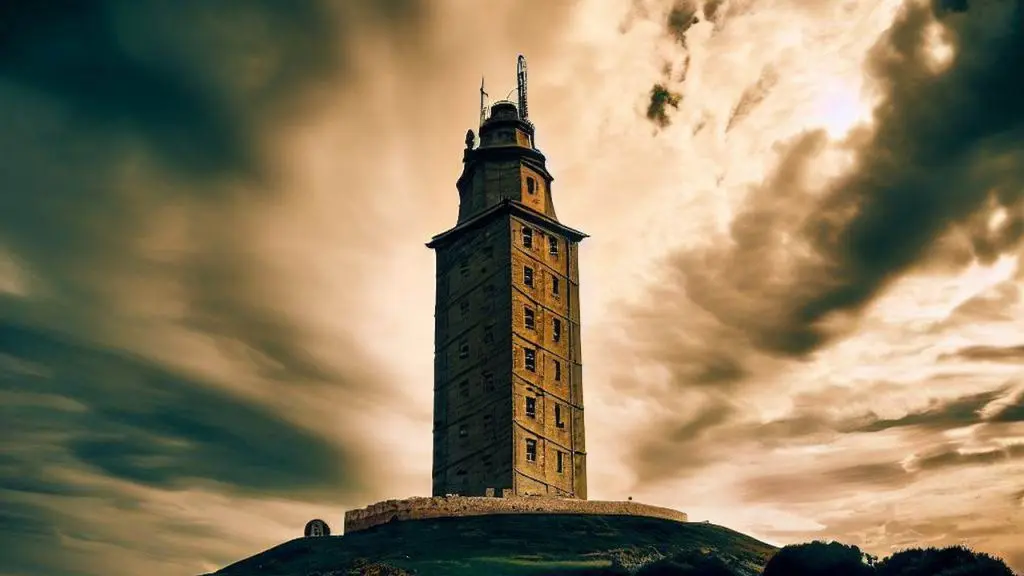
[762,541,875,576]
[636,550,738,576]
[875,545,1014,576]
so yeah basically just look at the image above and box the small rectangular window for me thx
[483,371,494,390]
[459,424,468,438]
[524,306,535,330]
[556,450,564,473]
[459,379,469,396]
[551,276,560,297]
[459,341,469,359]
[522,227,533,248]
[524,348,536,372]
[460,299,469,315]
[552,318,562,342]
[554,359,562,381]
[555,404,565,428]
[483,325,494,343]
[523,266,534,288]
[459,259,469,276]
[527,177,536,194]
[525,439,537,462]
[548,236,558,256]
[525,396,536,418]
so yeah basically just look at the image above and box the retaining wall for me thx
[343,495,688,534]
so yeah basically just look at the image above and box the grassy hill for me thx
[208,514,777,576]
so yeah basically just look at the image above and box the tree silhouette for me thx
[875,545,1014,576]
[762,541,874,576]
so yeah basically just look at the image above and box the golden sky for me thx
[0,0,1022,574]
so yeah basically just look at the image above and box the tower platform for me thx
[343,495,688,534]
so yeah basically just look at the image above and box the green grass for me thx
[210,514,778,576]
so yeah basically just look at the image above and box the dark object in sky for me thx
[647,84,682,128]
[303,519,331,538]
[762,541,874,576]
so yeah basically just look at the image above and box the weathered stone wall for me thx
[343,496,687,534]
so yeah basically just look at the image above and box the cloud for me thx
[667,0,701,45]
[0,1,431,574]
[0,318,358,495]
[624,0,1024,482]
[651,0,1023,368]
[941,344,1024,363]
[725,65,779,133]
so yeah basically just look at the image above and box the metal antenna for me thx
[479,76,488,130]
[517,54,529,120]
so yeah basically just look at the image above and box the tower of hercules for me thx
[427,56,588,499]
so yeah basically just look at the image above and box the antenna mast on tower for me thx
[479,76,488,130]
[516,55,529,120]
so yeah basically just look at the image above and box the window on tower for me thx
[459,259,469,276]
[524,306,535,330]
[555,404,565,428]
[526,177,536,194]
[524,348,536,372]
[523,266,534,288]
[551,276,560,298]
[482,370,494,391]
[525,438,537,462]
[548,236,558,256]
[554,359,562,381]
[459,340,469,359]
[552,318,562,342]
[522,227,533,248]
[459,424,468,438]
[525,396,537,418]
[556,450,564,473]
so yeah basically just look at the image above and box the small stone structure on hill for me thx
[344,495,688,534]
[303,519,331,538]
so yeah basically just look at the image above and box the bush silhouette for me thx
[635,550,738,575]
[875,545,1014,576]
[762,540,874,576]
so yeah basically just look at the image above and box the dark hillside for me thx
[208,514,777,576]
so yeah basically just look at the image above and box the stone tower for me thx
[427,60,587,499]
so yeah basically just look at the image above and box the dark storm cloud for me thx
[0,318,357,495]
[0,1,428,574]
[915,443,1024,471]
[654,0,1024,368]
[628,0,1024,485]
[850,388,1007,432]
[667,0,701,45]
[631,375,1020,485]
[941,344,1024,363]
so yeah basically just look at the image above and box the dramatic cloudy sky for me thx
[1,0,1022,574]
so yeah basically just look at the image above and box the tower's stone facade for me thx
[427,98,588,499]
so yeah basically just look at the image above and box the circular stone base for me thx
[343,495,688,534]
